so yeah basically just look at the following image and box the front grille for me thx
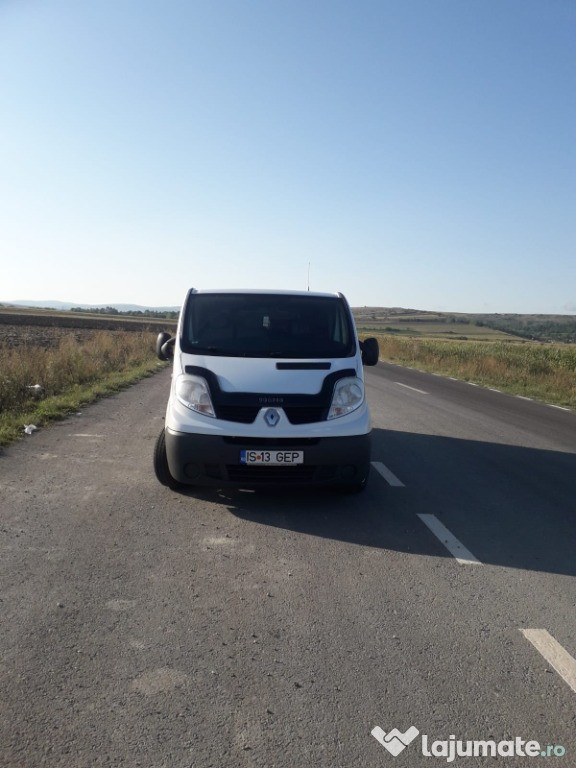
[284,407,326,424]
[217,406,259,424]
[226,465,318,483]
[216,406,326,425]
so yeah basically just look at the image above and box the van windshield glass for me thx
[181,294,355,359]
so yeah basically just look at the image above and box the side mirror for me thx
[360,337,379,366]
[156,332,175,361]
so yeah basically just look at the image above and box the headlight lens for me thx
[175,374,216,417]
[327,377,364,420]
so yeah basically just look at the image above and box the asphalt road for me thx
[1,363,575,767]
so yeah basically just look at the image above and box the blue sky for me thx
[1,0,574,312]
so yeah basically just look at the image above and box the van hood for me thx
[177,353,360,395]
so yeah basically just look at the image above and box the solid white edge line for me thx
[417,514,482,565]
[395,382,429,395]
[521,629,576,694]
[371,461,405,487]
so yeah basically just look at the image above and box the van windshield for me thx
[180,294,356,359]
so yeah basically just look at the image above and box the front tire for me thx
[336,464,370,493]
[337,479,367,493]
[153,428,182,489]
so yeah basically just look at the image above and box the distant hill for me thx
[352,307,576,343]
[471,313,576,343]
[3,300,180,312]
[3,301,575,343]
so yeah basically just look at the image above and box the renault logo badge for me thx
[264,408,281,427]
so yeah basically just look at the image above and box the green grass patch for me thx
[356,320,513,341]
[364,334,576,409]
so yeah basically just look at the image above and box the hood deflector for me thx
[184,365,356,424]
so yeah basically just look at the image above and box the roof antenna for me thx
[307,261,311,291]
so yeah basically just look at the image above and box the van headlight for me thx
[327,377,364,420]
[175,374,216,417]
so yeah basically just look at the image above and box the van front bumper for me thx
[165,429,371,487]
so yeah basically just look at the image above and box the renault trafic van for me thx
[154,289,379,492]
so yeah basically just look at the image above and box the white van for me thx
[154,289,379,492]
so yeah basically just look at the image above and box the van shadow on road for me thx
[188,428,576,579]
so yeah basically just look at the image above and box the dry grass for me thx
[0,329,164,444]
[367,335,576,409]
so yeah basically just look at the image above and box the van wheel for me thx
[338,479,367,494]
[337,464,370,494]
[153,428,182,489]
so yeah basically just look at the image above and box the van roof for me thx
[189,288,342,299]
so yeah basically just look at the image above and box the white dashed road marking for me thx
[417,514,482,565]
[371,462,405,487]
[521,629,576,694]
[395,382,429,395]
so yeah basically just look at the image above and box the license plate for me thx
[240,450,304,465]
